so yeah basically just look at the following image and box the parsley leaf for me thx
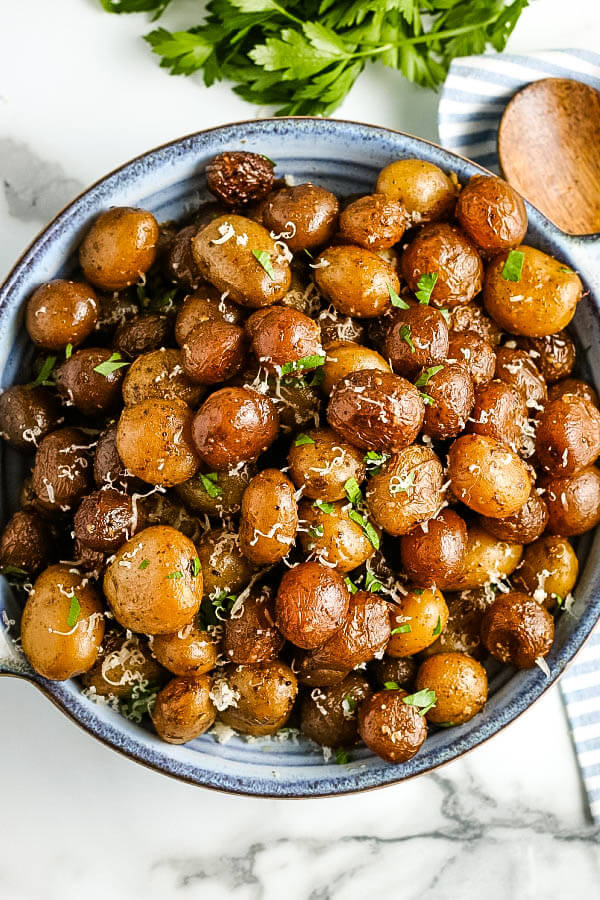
[403,688,437,716]
[400,324,415,353]
[65,343,73,360]
[344,576,358,594]
[93,352,129,377]
[335,748,350,765]
[348,509,380,549]
[387,282,409,309]
[309,524,324,538]
[391,623,411,635]
[192,556,201,577]
[313,499,334,514]
[344,477,363,506]
[389,470,415,495]
[31,355,57,387]
[252,249,275,279]
[364,450,388,476]
[384,681,399,690]
[420,392,435,406]
[281,354,325,376]
[501,249,525,282]
[415,365,444,388]
[416,272,438,304]
[101,0,172,18]
[199,472,222,498]
[365,569,382,593]
[295,433,315,446]
[67,593,81,628]
[165,570,184,580]
[433,615,442,636]
[139,559,150,570]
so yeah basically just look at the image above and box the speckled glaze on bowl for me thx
[1,118,599,797]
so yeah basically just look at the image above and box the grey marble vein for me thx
[0,138,83,222]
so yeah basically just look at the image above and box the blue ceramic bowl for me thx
[1,118,599,796]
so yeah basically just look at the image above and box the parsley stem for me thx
[272,2,303,25]
[350,15,503,58]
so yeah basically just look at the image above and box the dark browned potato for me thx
[94,291,138,338]
[222,586,284,664]
[549,378,599,407]
[192,214,291,308]
[79,207,159,291]
[74,489,134,552]
[56,348,127,416]
[248,370,321,433]
[32,427,94,511]
[447,330,496,385]
[182,320,247,385]
[519,331,576,384]
[366,446,444,536]
[358,688,428,763]
[484,247,582,337]
[376,159,457,224]
[421,362,475,440]
[468,379,528,453]
[93,424,139,491]
[339,194,406,250]
[135,491,203,545]
[113,314,171,360]
[275,561,349,649]
[513,535,578,608]
[300,673,372,748]
[0,385,60,451]
[384,305,449,380]
[441,525,523,591]
[297,499,379,572]
[400,509,467,588]
[295,650,350,687]
[415,652,488,725]
[175,463,254,517]
[387,587,448,657]
[448,301,502,346]
[21,564,105,680]
[117,398,199,487]
[535,395,600,475]
[217,661,298,736]
[481,591,554,668]
[320,340,390,394]
[239,468,298,565]
[480,488,548,545]
[401,223,483,309]
[81,627,165,698]
[165,224,203,290]
[249,306,323,374]
[192,387,278,470]
[313,245,399,318]
[420,590,489,661]
[318,308,365,346]
[206,151,275,206]
[370,655,417,691]
[152,622,218,676]
[174,287,244,346]
[0,510,51,575]
[195,528,255,601]
[455,175,527,253]
[104,525,203,634]
[263,183,339,252]
[447,434,531,518]
[121,348,205,407]
[26,280,98,350]
[540,467,600,535]
[494,345,547,412]
[151,674,215,744]
[327,369,424,452]
[306,590,390,669]
[287,427,365,501]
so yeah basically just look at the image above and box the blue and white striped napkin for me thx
[438,49,600,822]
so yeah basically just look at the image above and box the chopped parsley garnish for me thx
[199,472,222,498]
[363,450,388,476]
[313,499,334,514]
[281,354,326,376]
[67,593,81,628]
[198,591,237,629]
[439,308,451,324]
[365,570,382,593]
[433,615,442,636]
[93,352,129,377]
[344,476,363,506]
[165,570,184,580]
[192,556,201,577]
[252,249,275,279]
[387,282,409,309]
[559,266,573,274]
[420,392,435,406]
[309,524,324,538]
[138,559,150,570]
[554,594,564,607]
[65,343,73,359]
[400,324,415,353]
[343,694,357,712]
[344,576,358,594]
[0,565,27,577]
[415,365,444,388]
[384,681,400,691]
[402,688,437,716]
[119,683,158,724]
[391,623,411,635]
[295,433,315,446]
[335,749,350,765]
[416,272,438,304]
[501,249,525,282]
[413,588,425,595]
[310,366,326,387]
[32,355,57,387]
[348,509,380,549]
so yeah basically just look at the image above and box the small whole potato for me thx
[152,622,218,676]
[32,427,94,511]
[192,387,279,470]
[56,348,128,416]
[122,348,205,407]
[0,510,51,575]
[387,587,449,657]
[513,535,578,608]
[441,525,523,592]
[401,223,483,309]
[294,650,350,687]
[549,378,599,407]
[74,488,134,552]
[447,434,531,518]
[297,499,379,572]
[175,463,254,517]
[249,306,323,374]
[384,305,449,380]
[468,379,528,454]
[21,564,105,680]
[483,246,582,337]
[358,688,428,763]
[420,590,490,661]
[263,183,339,252]
[519,331,576,384]
[366,446,444,536]
[165,224,203,290]
[481,591,554,668]
[320,341,390,394]
[239,468,298,565]
[448,301,502,347]
[151,675,215,744]
[313,245,399,318]
[535,395,600,475]
[494,346,547,410]
[400,509,468,588]
[275,561,349,649]
[93,424,139,491]
[307,590,390,669]
[182,320,248,384]
[174,287,244,346]
[26,280,98,350]
[447,330,496,385]
[421,362,475,440]
[80,207,159,291]
[455,175,527,253]
[541,467,600,535]
[370,655,417,691]
[375,159,457,224]
[103,525,203,634]
[222,586,284,665]
[196,528,255,601]
[217,661,298,736]
[206,151,275,207]
[113,314,171,360]
[81,627,165,698]
[415,652,488,725]
[479,488,548,545]
[0,385,61,451]
[300,673,372,748]
[339,193,406,249]
[117,398,199,487]
[318,308,365,346]
[287,427,365,501]
[192,214,291,308]
[327,369,424,452]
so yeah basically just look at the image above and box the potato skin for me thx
[449,301,502,347]
[174,287,244,346]
[358,688,428,763]
[74,488,134,553]
[26,280,98,350]
[294,650,350,687]
[56,348,127,416]
[483,246,582,337]
[250,306,323,374]
[540,467,600,535]
[222,586,284,665]
[32,427,94,511]
[376,159,457,224]
[535,396,600,476]
[117,398,199,487]
[401,223,483,309]
[192,214,291,308]
[519,331,576,384]
[513,535,578,608]
[300,673,372,748]
[122,348,205,407]
[400,509,467,588]
[175,464,254,517]
[442,525,523,592]
[422,362,475,440]
[447,331,496,385]
[308,590,390,670]
[339,193,406,250]
[327,369,424,452]
[468,379,528,454]
[275,561,349,649]
[297,499,378,573]
[21,564,105,680]
[217,661,298,736]
[0,385,60,451]
[287,427,366,501]
[313,245,398,318]
[494,346,547,410]
[239,468,298,565]
[481,591,554,668]
[447,434,531,518]
[206,151,275,207]
[366,446,444,537]
[196,528,255,600]
[103,525,203,635]
[151,675,215,744]
[415,652,488,725]
[384,305,449,380]
[479,488,548,545]
[263,183,339,252]
[182,320,248,385]
[387,587,448,657]
[420,590,489,661]
[321,341,390,394]
[0,510,51,575]
[113,314,171,360]
[548,378,599,407]
[370,655,417,691]
[192,387,279,470]
[455,175,527,253]
[80,207,159,291]
[93,424,138,491]
[152,622,218,676]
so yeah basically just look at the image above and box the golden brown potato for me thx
[74,488,134,553]
[21,564,105,680]
[80,207,159,291]
[399,509,467,588]
[81,628,165,698]
[518,331,576,384]
[494,346,547,410]
[300,673,372,748]
[297,499,379,572]
[387,587,448,657]
[192,214,291,308]
[483,246,582,337]
[447,434,531,518]
[401,223,483,309]
[263,183,339,252]
[548,378,599,407]
[339,193,406,249]
[535,395,600,475]
[275,561,349,649]
[121,348,205,407]
[152,622,218,676]
[313,245,398,318]
[542,467,600,535]
[32,427,94,512]
[0,385,60,452]
[468,380,528,454]
[447,330,496,386]
[287,427,366,501]
[174,286,244,346]
[441,525,523,592]
[479,488,548,545]
[26,280,98,350]
[217,661,298,736]
[376,159,457,224]
[196,528,255,601]
[481,591,554,668]
[239,468,298,565]
[222,586,284,665]
[307,590,390,669]
[320,341,390,394]
[151,675,215,744]
[384,305,449,380]
[358,688,428,763]
[455,175,527,253]
[175,463,254,517]
[421,362,475,440]
[104,525,203,634]
[415,652,488,725]
[513,536,578,608]
[249,306,323,374]
[366,446,444,536]
[192,387,279,470]
[117,398,199,487]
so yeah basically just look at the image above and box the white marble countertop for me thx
[1,1,600,897]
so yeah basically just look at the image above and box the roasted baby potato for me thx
[366,446,444,536]
[239,468,298,565]
[415,652,488,725]
[275,561,349,649]
[313,245,399,318]
[376,159,457,224]
[151,675,215,744]
[217,661,298,736]
[481,591,554,669]
[387,586,449,657]
[447,434,531,518]
[79,207,159,291]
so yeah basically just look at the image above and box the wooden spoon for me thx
[498,77,600,236]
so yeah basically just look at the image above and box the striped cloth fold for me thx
[437,49,600,823]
